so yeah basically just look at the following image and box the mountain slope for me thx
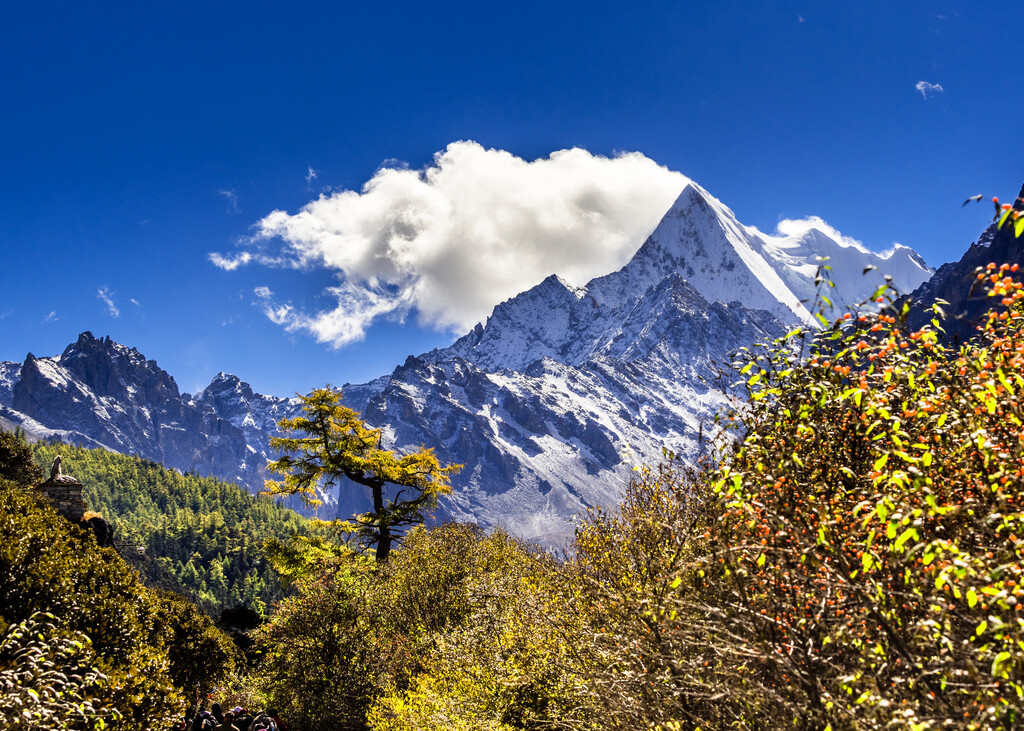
[903,183,1024,342]
[0,180,934,544]
[340,276,785,543]
[3,333,278,492]
[31,440,307,614]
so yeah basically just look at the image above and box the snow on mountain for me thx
[762,223,930,317]
[0,180,937,544]
[443,182,930,374]
[592,183,931,323]
[198,372,302,448]
[0,362,19,405]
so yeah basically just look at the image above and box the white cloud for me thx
[915,81,944,99]
[210,251,253,271]
[97,287,120,318]
[264,280,417,346]
[253,286,274,299]
[211,141,688,348]
[305,166,319,189]
[774,216,871,254]
[219,189,240,214]
[42,311,59,324]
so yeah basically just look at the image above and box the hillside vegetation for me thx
[0,448,239,729]
[240,263,1024,731]
[30,442,308,614]
[6,248,1024,728]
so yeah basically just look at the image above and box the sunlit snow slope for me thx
[0,181,933,545]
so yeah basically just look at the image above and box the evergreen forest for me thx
[30,442,308,615]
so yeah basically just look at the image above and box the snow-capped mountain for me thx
[587,183,930,320]
[443,183,930,373]
[0,181,934,544]
[0,333,298,492]
[341,274,785,543]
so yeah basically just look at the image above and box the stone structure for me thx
[37,457,87,522]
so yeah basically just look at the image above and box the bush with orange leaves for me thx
[700,261,1024,729]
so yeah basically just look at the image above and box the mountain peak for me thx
[887,243,929,272]
[664,182,713,217]
[61,331,139,362]
[203,372,255,402]
[587,182,814,323]
[210,371,242,387]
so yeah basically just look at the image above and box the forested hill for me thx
[31,441,308,615]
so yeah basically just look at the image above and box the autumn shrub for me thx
[0,477,183,729]
[691,263,1024,729]
[366,524,590,731]
[254,550,375,730]
[254,523,590,730]
[567,458,736,729]
[365,522,507,684]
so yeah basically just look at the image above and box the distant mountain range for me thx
[1,181,951,544]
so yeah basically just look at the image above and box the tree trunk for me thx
[376,526,392,563]
[371,481,391,562]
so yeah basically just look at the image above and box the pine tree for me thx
[263,387,461,562]
[0,429,44,487]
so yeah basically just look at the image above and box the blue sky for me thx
[2,1,1022,397]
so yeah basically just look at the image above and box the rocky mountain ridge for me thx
[903,182,1024,341]
[0,333,280,491]
[0,181,934,544]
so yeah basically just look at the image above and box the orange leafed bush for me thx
[707,265,1024,729]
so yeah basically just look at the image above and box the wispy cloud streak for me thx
[97,287,120,317]
[915,81,944,98]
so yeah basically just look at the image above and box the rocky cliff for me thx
[0,181,935,544]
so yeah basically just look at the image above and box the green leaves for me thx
[701,265,1024,727]
[266,387,462,562]
[894,527,918,552]
[967,588,979,608]
[992,650,1014,679]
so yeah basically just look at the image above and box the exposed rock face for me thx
[0,181,937,544]
[903,183,1024,343]
[7,333,267,489]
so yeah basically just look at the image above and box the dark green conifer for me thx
[0,429,43,487]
